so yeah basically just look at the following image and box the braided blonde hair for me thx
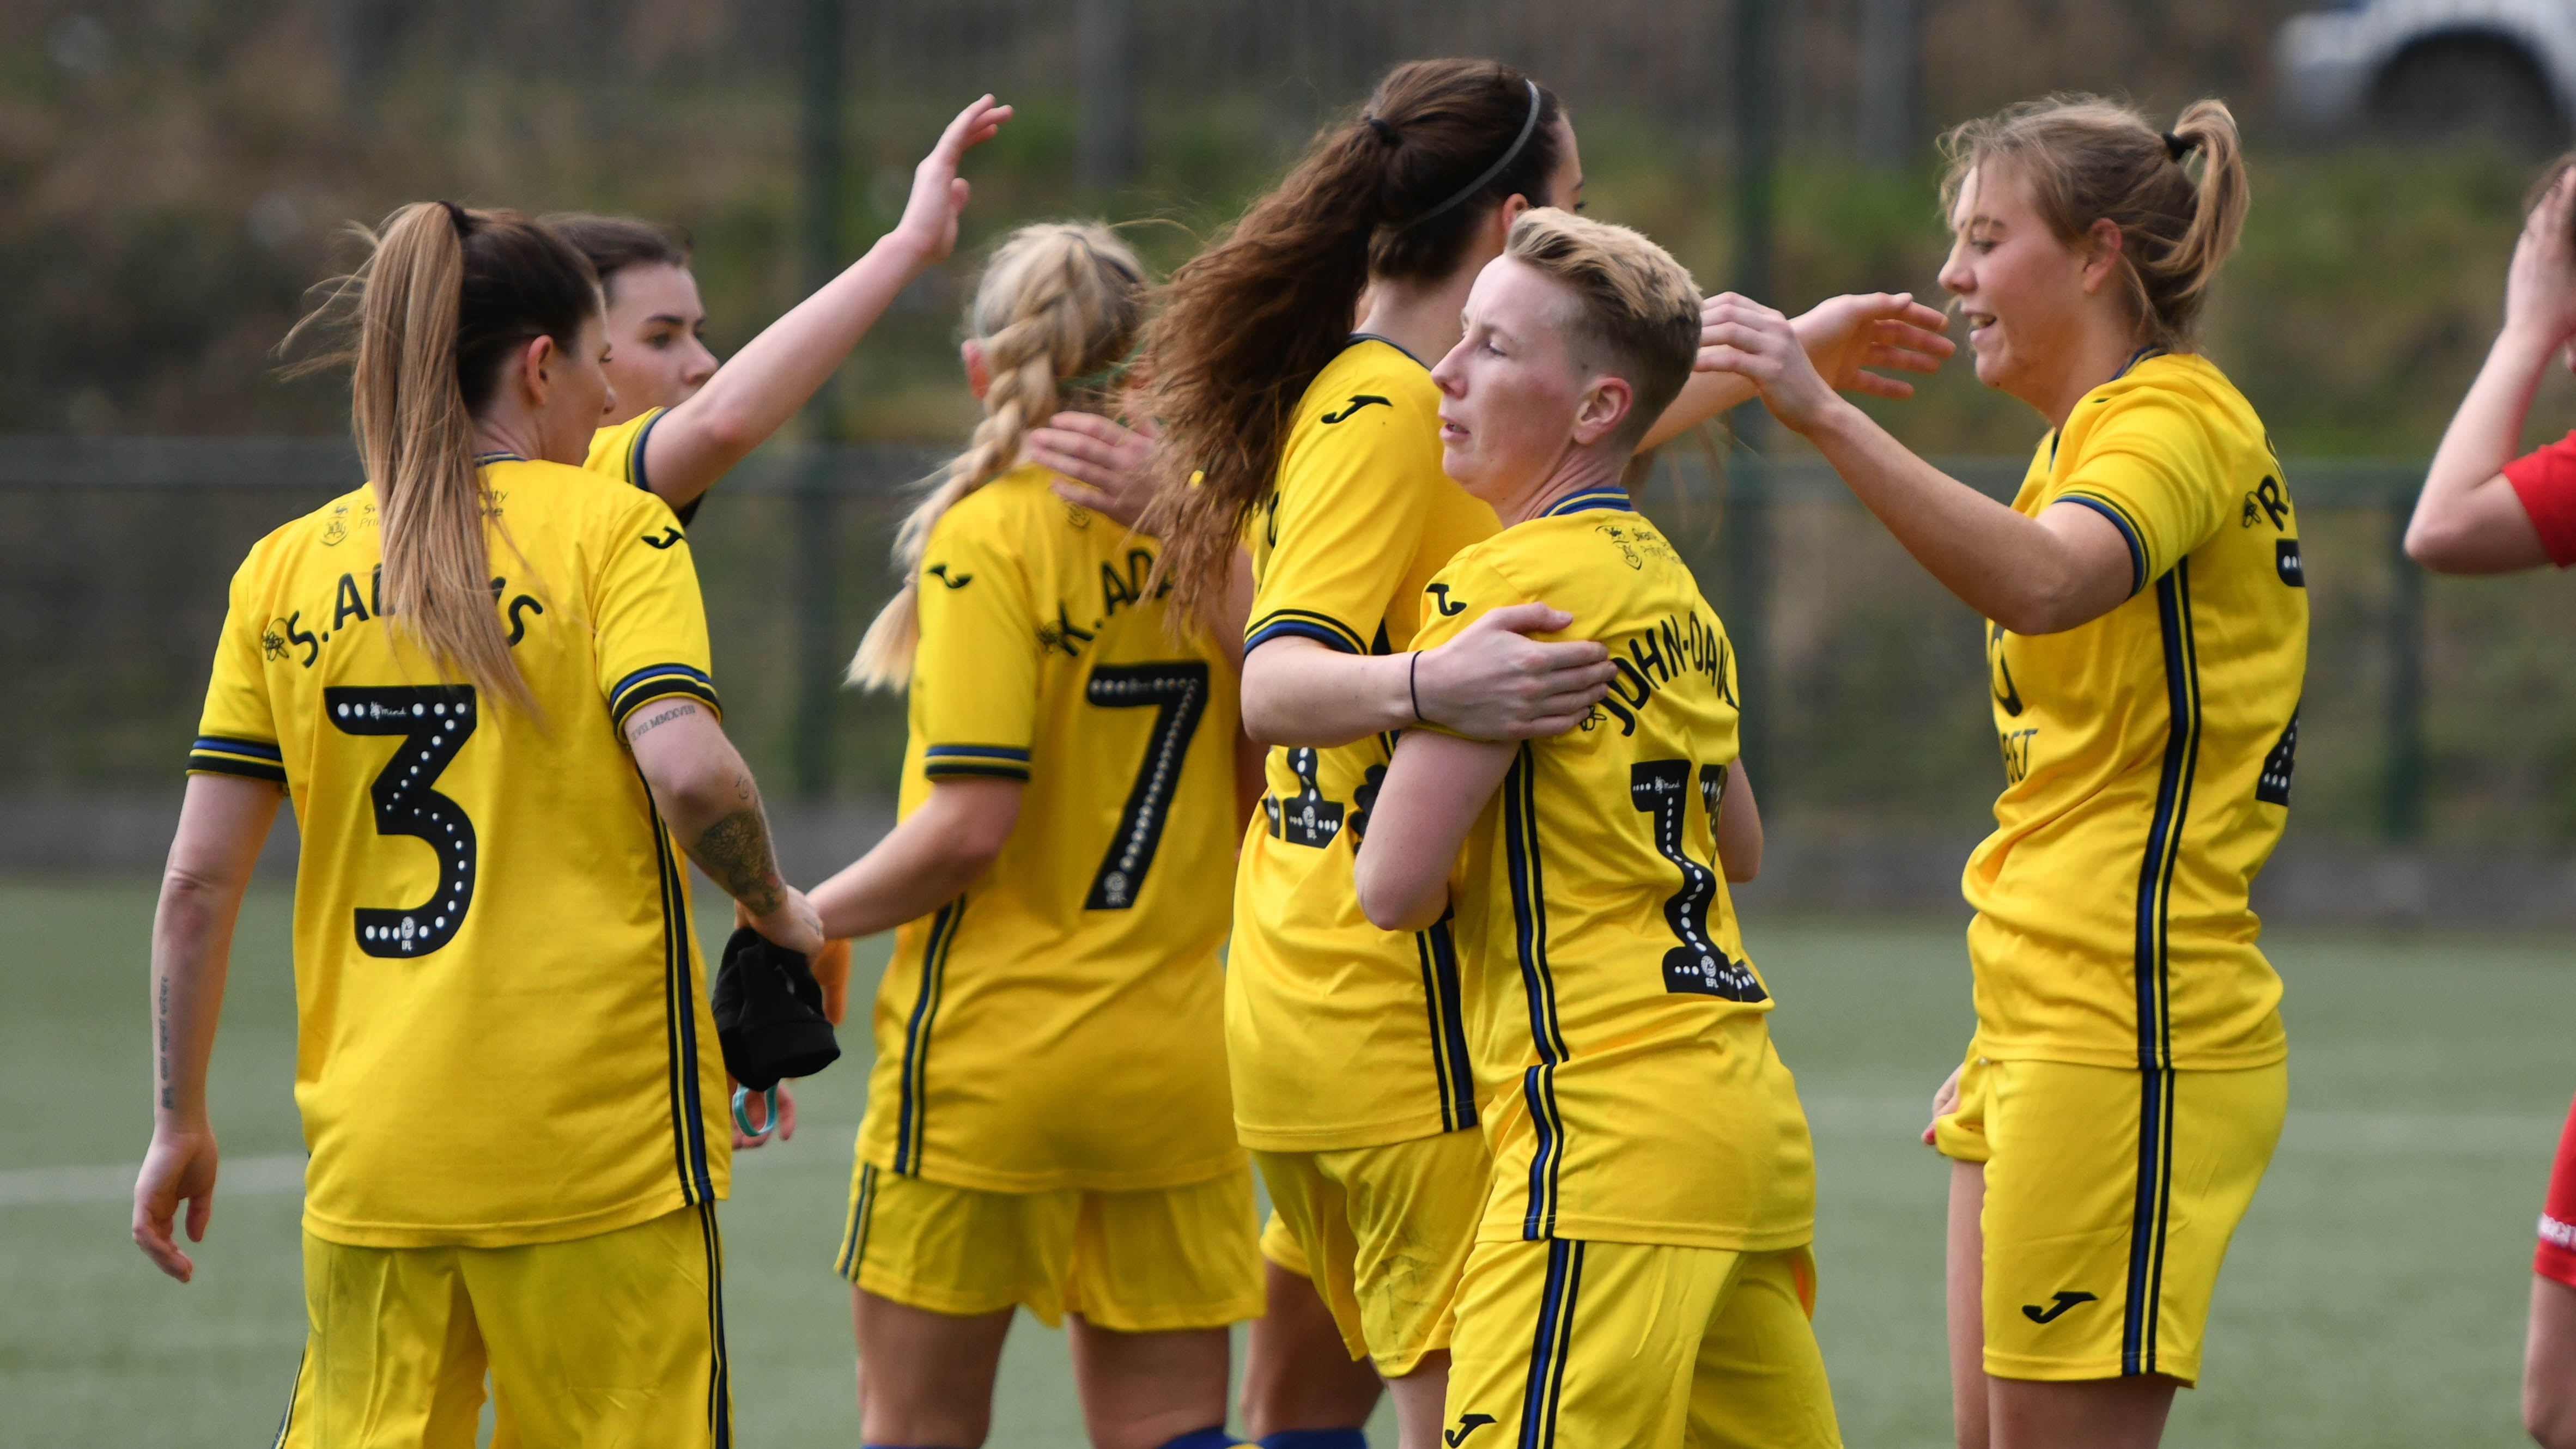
[847,223,1147,690]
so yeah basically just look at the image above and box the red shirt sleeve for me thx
[2502,432,2576,567]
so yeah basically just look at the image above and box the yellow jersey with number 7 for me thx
[857,463,1247,1194]
[188,458,727,1249]
[1408,490,1815,1252]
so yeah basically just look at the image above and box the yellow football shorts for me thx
[836,1161,1263,1332]
[1259,1207,1309,1276]
[1935,1052,2286,1384]
[277,1203,731,1449]
[1443,1235,1841,1449]
[1253,1129,1488,1376]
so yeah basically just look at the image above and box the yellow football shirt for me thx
[1966,351,2307,1071]
[189,459,727,1248]
[586,407,697,525]
[1230,335,1502,1152]
[858,462,1247,1194]
[1409,491,1815,1252]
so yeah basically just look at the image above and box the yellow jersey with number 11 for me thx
[1967,350,2307,1072]
[1229,334,1499,1153]
[1408,490,1815,1252]
[189,459,726,1249]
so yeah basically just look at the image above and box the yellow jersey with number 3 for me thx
[858,463,1246,1194]
[187,459,727,1249]
[1968,351,2307,1071]
[1229,335,1500,1152]
[1408,491,1815,1252]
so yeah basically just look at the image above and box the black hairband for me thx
[1412,78,1546,224]
[2162,131,2197,162]
[1365,115,1398,147]
[438,199,471,235]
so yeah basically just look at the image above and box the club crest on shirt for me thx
[2239,475,2289,531]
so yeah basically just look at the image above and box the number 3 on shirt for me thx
[1083,662,1210,910]
[327,685,478,957]
[1631,759,1766,1002]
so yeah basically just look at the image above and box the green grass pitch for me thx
[1,875,2567,1446]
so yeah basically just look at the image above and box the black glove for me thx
[712,927,842,1091]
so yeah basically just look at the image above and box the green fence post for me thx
[1727,0,1777,772]
[791,0,845,802]
[2381,498,2428,842]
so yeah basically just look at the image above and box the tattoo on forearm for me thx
[692,807,786,917]
[156,973,172,1111]
[626,701,697,743]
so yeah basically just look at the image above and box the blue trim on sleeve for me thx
[610,662,722,728]
[1246,608,1366,656]
[2059,493,2148,598]
[924,742,1032,782]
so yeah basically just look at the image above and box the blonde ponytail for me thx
[2163,99,2248,314]
[302,202,601,715]
[1941,94,2251,351]
[847,223,1147,690]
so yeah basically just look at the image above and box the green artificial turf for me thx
[1,878,2563,1446]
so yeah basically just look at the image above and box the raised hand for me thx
[890,94,1014,270]
[1785,291,1957,400]
[2506,164,2576,366]
[1031,410,1159,528]
[1697,293,1846,435]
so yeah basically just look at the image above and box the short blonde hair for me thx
[1502,208,1702,448]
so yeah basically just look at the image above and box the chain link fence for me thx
[11,436,2553,862]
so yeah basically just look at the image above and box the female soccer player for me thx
[1356,208,1835,1449]
[550,94,1007,1148]
[132,202,821,1446]
[1135,58,1954,1449]
[2401,155,2576,1449]
[552,94,1011,525]
[1702,97,2304,1449]
[811,222,1259,1449]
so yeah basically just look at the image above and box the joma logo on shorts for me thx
[1444,1414,1497,1446]
[2021,1290,2098,1324]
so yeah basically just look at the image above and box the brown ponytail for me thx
[1141,58,1564,624]
[847,222,1149,691]
[297,202,601,714]
[1940,94,2249,351]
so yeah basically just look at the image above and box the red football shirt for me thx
[2502,432,2576,566]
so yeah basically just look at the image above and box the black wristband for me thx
[1408,652,1425,725]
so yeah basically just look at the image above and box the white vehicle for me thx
[2279,1,2575,148]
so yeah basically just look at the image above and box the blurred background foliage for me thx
[11,0,2576,454]
[13,0,2576,857]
